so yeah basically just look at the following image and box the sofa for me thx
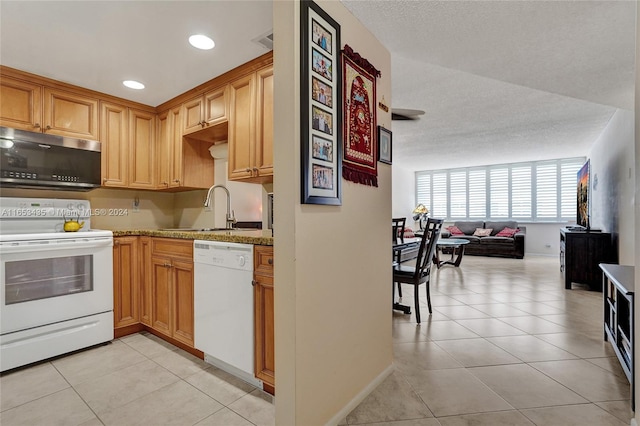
[440,220,526,259]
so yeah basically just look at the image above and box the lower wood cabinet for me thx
[149,238,195,347]
[254,245,275,392]
[113,236,140,334]
[140,236,153,326]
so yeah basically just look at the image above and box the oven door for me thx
[0,236,113,335]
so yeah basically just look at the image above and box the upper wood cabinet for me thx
[182,85,228,135]
[43,88,99,140]
[129,109,156,189]
[255,66,274,179]
[0,75,99,140]
[0,76,42,132]
[100,102,129,187]
[228,64,273,183]
[158,107,214,190]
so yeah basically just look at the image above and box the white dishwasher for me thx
[193,240,260,387]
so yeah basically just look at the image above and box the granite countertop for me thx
[112,228,274,245]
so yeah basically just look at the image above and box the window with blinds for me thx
[415,157,585,222]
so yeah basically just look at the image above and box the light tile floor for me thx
[0,332,274,426]
[343,255,633,425]
[0,256,633,426]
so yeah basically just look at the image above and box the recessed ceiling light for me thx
[123,80,145,90]
[189,34,215,50]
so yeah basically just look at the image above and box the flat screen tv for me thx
[577,160,590,230]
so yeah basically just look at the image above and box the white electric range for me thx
[0,197,114,372]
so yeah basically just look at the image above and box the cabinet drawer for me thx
[151,238,193,259]
[254,245,274,276]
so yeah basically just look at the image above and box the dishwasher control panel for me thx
[193,240,254,272]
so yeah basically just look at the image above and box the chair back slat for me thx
[392,217,406,244]
[414,218,443,278]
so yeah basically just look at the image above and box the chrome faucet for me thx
[204,184,236,229]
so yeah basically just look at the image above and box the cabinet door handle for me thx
[33,123,41,129]
[267,258,273,265]
[251,280,256,286]
[252,167,259,176]
[173,179,180,183]
[245,168,251,173]
[44,125,52,131]
[161,181,168,186]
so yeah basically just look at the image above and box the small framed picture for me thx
[378,126,392,164]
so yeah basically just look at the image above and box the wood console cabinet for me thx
[254,245,275,393]
[601,264,634,410]
[150,238,195,347]
[560,228,613,291]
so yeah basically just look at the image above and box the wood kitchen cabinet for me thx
[228,64,273,183]
[0,76,42,132]
[128,109,156,189]
[113,236,144,337]
[0,75,99,140]
[100,101,129,187]
[182,85,228,135]
[157,107,214,190]
[150,238,195,347]
[43,87,99,140]
[139,236,153,326]
[254,245,275,393]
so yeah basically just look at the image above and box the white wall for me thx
[392,164,416,225]
[588,108,636,265]
[175,158,268,230]
[633,3,639,423]
[274,2,393,424]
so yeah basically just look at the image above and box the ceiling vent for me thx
[252,30,273,51]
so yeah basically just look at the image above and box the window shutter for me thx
[468,169,486,218]
[536,162,557,219]
[511,165,532,218]
[449,170,467,218]
[489,168,509,218]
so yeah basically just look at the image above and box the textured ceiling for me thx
[0,1,636,172]
[342,0,636,171]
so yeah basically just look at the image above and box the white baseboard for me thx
[325,363,395,426]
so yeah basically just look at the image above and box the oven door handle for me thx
[0,238,113,254]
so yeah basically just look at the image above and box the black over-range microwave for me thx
[0,126,101,191]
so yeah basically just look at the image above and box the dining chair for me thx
[393,217,443,323]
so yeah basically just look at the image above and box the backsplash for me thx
[0,179,272,231]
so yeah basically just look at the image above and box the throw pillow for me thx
[446,225,464,236]
[496,227,519,238]
[473,228,493,237]
[403,228,415,238]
